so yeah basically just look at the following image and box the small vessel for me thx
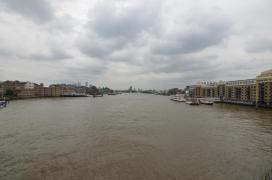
[200,99,214,105]
[170,94,186,102]
[0,100,8,108]
[185,99,200,105]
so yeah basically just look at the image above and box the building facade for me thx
[0,80,25,98]
[0,81,78,98]
[49,85,61,97]
[256,69,272,107]
[188,69,272,108]
[17,82,36,97]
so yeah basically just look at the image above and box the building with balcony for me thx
[49,85,61,97]
[17,82,36,97]
[0,80,26,97]
[256,69,272,107]
[188,69,272,108]
[0,81,88,99]
[0,81,46,98]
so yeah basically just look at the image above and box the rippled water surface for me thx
[0,94,272,180]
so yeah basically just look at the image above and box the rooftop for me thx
[257,69,272,81]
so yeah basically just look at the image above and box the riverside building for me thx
[0,81,77,98]
[188,69,272,108]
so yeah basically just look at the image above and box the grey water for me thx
[0,94,272,180]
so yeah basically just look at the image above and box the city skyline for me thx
[0,0,272,89]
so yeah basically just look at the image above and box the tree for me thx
[87,86,99,95]
[5,89,15,97]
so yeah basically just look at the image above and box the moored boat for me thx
[0,100,8,108]
[200,99,214,105]
[171,98,186,102]
[170,94,186,102]
[185,99,200,105]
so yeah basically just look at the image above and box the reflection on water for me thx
[0,94,272,180]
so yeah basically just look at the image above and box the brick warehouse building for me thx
[0,81,77,98]
[188,69,272,108]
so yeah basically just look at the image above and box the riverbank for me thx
[179,96,272,110]
[216,100,272,109]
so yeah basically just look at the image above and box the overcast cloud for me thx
[0,0,271,89]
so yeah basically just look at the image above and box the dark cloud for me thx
[152,13,231,55]
[0,0,54,23]
[150,55,219,74]
[78,0,161,58]
[89,0,160,38]
[0,0,271,89]
[79,4,231,65]
[45,14,76,34]
[0,46,72,61]
[64,62,108,82]
[79,43,109,58]
[78,35,122,58]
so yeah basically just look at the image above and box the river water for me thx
[0,94,272,180]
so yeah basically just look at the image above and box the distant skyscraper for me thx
[85,82,88,87]
[77,81,81,87]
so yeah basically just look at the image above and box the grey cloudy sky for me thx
[0,0,271,89]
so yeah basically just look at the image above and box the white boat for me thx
[185,99,200,105]
[170,94,186,102]
[0,100,7,108]
[171,98,186,102]
[200,99,214,105]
